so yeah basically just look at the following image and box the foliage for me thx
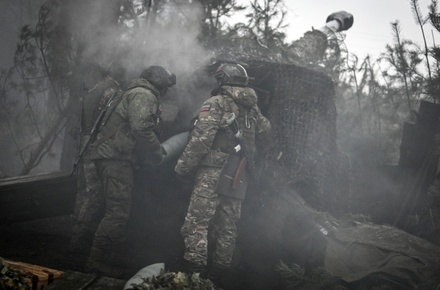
[196,0,246,47]
[337,15,433,168]
[245,0,288,48]
[378,21,424,113]
[0,258,30,290]
[127,269,216,290]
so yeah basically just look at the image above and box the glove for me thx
[148,146,166,166]
[326,11,353,32]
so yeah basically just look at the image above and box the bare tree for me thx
[0,0,125,176]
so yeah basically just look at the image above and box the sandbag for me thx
[123,263,165,290]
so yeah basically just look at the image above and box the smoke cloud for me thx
[63,0,216,129]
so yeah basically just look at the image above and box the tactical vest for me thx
[90,86,161,161]
[208,93,258,163]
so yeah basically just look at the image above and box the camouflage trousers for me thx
[73,153,102,231]
[74,146,101,219]
[70,152,102,252]
[181,166,242,267]
[88,159,133,261]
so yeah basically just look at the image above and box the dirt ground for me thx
[3,161,439,290]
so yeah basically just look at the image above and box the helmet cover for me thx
[140,66,177,89]
[214,63,249,87]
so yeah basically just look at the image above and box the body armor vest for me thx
[210,94,257,161]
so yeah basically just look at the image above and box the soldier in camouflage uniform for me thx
[70,63,126,254]
[174,63,271,282]
[86,65,176,277]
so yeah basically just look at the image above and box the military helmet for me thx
[140,65,176,89]
[214,63,249,87]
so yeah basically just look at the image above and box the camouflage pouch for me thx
[215,154,248,200]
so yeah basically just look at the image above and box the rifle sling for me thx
[89,95,124,148]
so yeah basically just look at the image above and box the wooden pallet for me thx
[3,259,64,290]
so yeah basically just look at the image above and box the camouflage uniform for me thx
[70,76,122,253]
[175,86,271,267]
[86,77,164,274]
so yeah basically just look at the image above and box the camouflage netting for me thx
[201,56,351,216]
[242,61,351,216]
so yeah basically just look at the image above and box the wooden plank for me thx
[0,171,77,224]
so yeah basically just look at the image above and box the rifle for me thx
[70,91,120,175]
[228,113,265,208]
[215,113,251,200]
[227,114,253,188]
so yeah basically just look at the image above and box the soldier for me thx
[85,65,176,277]
[174,63,271,285]
[69,62,126,254]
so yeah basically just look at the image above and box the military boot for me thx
[180,258,207,278]
[86,247,123,278]
[69,229,93,255]
[207,263,232,290]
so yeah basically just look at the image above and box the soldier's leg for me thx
[73,161,87,218]
[208,196,242,288]
[211,195,242,266]
[87,159,133,277]
[180,167,220,268]
[70,156,103,253]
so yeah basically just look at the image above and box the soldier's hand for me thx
[174,164,194,183]
[326,11,353,32]
[148,146,165,165]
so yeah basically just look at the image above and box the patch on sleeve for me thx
[200,104,211,112]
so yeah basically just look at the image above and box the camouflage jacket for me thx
[175,86,271,175]
[90,78,162,163]
[82,76,121,134]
